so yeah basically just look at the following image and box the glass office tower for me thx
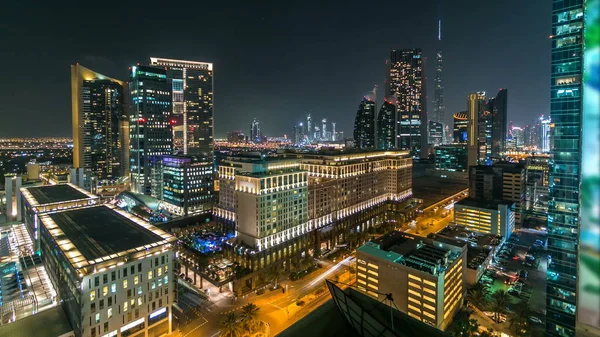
[546,1,584,336]
[354,87,377,149]
[376,96,396,150]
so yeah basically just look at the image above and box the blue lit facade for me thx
[129,66,173,194]
[434,144,468,172]
[546,1,584,336]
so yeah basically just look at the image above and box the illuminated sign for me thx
[149,307,167,319]
[120,317,145,332]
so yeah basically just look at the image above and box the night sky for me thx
[0,0,550,138]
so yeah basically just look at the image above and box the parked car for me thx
[518,270,529,279]
[530,316,543,324]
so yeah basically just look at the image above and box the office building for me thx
[129,66,173,195]
[488,89,508,157]
[509,126,524,150]
[321,118,327,140]
[150,57,214,157]
[226,131,245,143]
[354,87,377,149]
[71,64,127,183]
[453,112,468,144]
[496,162,526,226]
[293,123,304,144]
[4,174,22,222]
[356,231,466,330]
[435,144,468,172]
[432,25,445,125]
[547,1,585,336]
[376,96,397,150]
[215,150,413,289]
[306,114,312,141]
[151,155,213,216]
[539,116,552,153]
[467,93,486,166]
[454,198,515,239]
[37,204,175,337]
[21,183,99,253]
[388,49,427,158]
[525,155,550,212]
[250,118,261,143]
[331,122,337,141]
[428,121,444,146]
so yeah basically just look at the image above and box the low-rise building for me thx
[454,198,515,239]
[37,204,176,337]
[356,231,466,331]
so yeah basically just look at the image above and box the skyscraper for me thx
[467,92,486,167]
[149,58,214,158]
[331,122,336,141]
[432,21,445,125]
[546,1,584,336]
[488,89,508,157]
[428,120,444,146]
[250,118,261,143]
[321,118,327,140]
[376,95,397,150]
[540,116,552,153]
[129,65,173,194]
[453,112,468,144]
[353,87,377,149]
[306,113,312,140]
[388,49,427,158]
[71,64,127,183]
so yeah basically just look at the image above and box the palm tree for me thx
[508,302,531,337]
[451,315,479,337]
[219,312,242,337]
[489,290,510,323]
[466,283,489,310]
[240,303,260,333]
[267,263,283,288]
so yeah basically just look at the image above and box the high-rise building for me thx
[435,144,468,172]
[227,130,245,143]
[388,49,427,158]
[331,122,336,141]
[376,95,397,150]
[129,65,173,194]
[306,113,312,140]
[539,116,552,153]
[250,118,261,143]
[321,118,327,140]
[293,123,305,144]
[428,120,444,146]
[356,231,466,330]
[546,2,585,336]
[453,112,468,144]
[354,87,377,149]
[488,89,508,157]
[509,126,524,150]
[432,21,445,125]
[150,58,214,157]
[467,93,486,167]
[151,155,213,216]
[71,64,128,183]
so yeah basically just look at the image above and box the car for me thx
[535,239,545,245]
[518,270,529,279]
[529,316,543,324]
[512,255,521,260]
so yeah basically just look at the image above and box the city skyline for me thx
[0,1,550,138]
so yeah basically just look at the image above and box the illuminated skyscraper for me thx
[488,89,508,157]
[71,64,128,183]
[387,49,427,158]
[546,1,585,336]
[467,92,486,167]
[354,87,377,149]
[331,122,336,141]
[453,112,468,144]
[306,113,312,140]
[129,65,173,194]
[250,118,261,143]
[376,95,397,150]
[540,116,552,153]
[321,118,327,140]
[432,21,445,125]
[150,58,213,157]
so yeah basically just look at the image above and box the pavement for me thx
[176,256,356,337]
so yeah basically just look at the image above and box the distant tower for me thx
[306,114,312,140]
[331,122,336,141]
[377,94,397,150]
[321,118,327,140]
[250,118,261,143]
[432,20,445,125]
[354,86,377,149]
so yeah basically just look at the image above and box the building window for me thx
[95,313,100,324]
[123,280,128,289]
[90,291,96,302]
[102,286,108,297]
[91,302,96,313]
[148,271,153,280]
[134,276,139,285]
[107,308,113,319]
[111,283,116,293]
[123,302,128,312]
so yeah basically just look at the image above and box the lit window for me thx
[408,289,421,297]
[124,302,128,312]
[102,286,108,297]
[158,267,162,276]
[164,276,168,284]
[138,297,143,306]
[123,280,128,289]
[90,291,96,301]
[111,283,116,294]
[137,286,142,295]
[148,271,153,280]
[95,313,100,324]
[134,276,139,285]
[107,308,113,319]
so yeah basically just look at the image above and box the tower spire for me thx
[438,20,441,41]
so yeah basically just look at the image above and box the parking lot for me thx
[477,230,548,335]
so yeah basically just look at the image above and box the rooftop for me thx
[358,231,464,276]
[238,167,306,178]
[0,306,73,337]
[39,204,175,272]
[456,197,514,210]
[433,225,502,270]
[21,183,97,206]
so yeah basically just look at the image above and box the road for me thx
[404,188,467,237]
[178,256,355,337]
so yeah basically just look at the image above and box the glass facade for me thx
[388,49,427,158]
[453,112,468,143]
[434,144,467,172]
[354,88,377,149]
[129,66,173,194]
[376,98,396,150]
[546,1,584,336]
[488,89,508,157]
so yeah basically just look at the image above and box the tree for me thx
[508,302,531,337]
[240,303,260,333]
[466,283,489,310]
[267,263,283,288]
[219,312,242,337]
[480,328,496,337]
[451,315,479,337]
[489,290,510,323]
